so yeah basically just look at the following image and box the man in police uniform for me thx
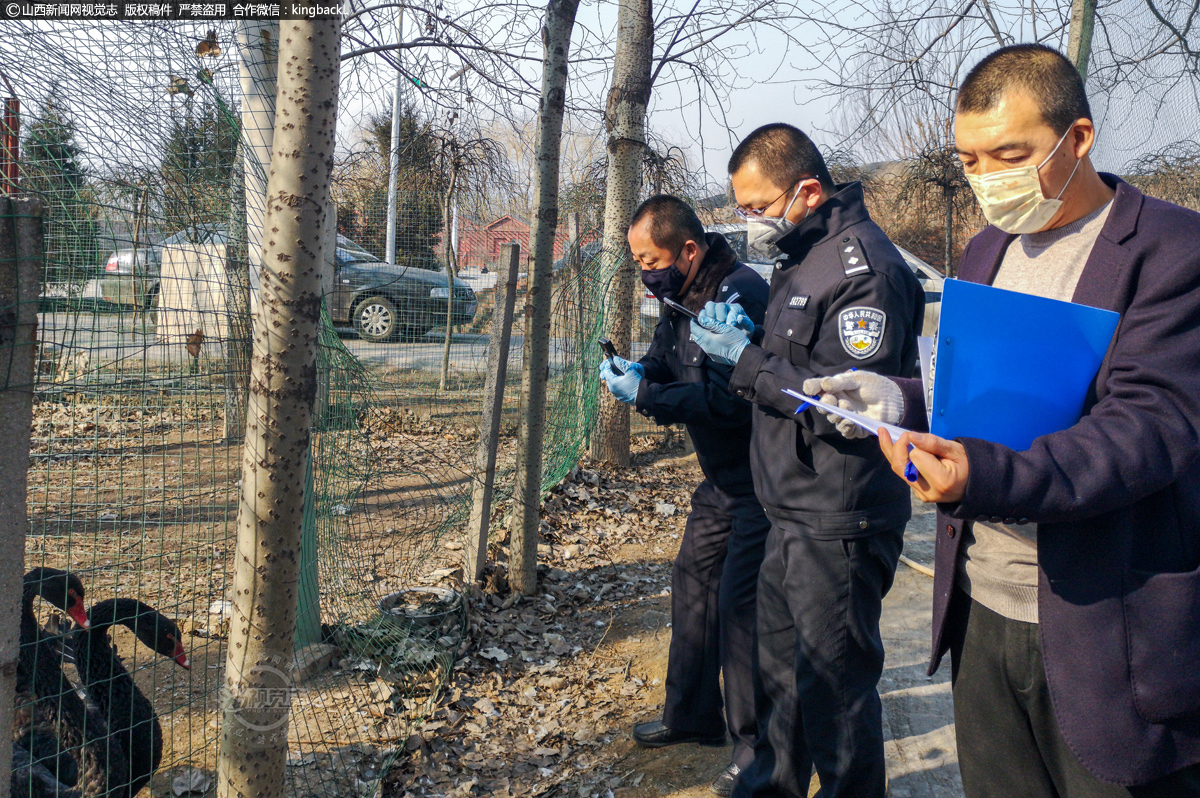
[690,124,924,798]
[601,195,771,796]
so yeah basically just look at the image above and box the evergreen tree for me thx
[20,83,101,288]
[161,98,239,230]
[341,101,443,269]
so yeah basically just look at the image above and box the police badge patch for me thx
[838,307,886,359]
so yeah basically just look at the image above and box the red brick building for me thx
[455,214,571,270]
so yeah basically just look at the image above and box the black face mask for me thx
[640,251,688,302]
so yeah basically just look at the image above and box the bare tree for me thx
[217,18,341,798]
[1125,139,1200,210]
[428,130,509,391]
[587,0,834,463]
[816,0,1200,273]
[591,0,654,467]
[511,0,582,594]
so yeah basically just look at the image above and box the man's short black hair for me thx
[628,194,706,254]
[727,123,835,191]
[957,44,1092,135]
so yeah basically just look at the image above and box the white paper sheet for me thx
[781,389,912,440]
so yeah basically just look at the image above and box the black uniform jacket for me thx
[729,182,924,538]
[635,233,770,496]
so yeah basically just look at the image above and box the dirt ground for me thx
[24,388,961,798]
[381,440,963,798]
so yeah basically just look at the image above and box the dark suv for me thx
[100,228,477,342]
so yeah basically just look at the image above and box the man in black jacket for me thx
[691,125,924,798]
[600,195,770,796]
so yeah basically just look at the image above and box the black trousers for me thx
[663,480,771,768]
[946,590,1200,798]
[733,523,903,798]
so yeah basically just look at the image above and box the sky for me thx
[2,2,1197,201]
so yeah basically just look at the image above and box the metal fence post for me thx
[0,196,43,798]
[465,243,520,583]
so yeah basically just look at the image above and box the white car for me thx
[897,247,944,339]
[640,226,944,339]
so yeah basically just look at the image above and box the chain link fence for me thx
[2,19,623,797]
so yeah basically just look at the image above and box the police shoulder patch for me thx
[838,307,886,359]
[837,236,871,277]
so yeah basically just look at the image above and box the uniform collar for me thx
[675,232,740,314]
[775,181,871,261]
[701,231,737,271]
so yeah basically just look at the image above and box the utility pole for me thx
[385,9,404,264]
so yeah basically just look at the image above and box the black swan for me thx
[14,568,126,798]
[69,599,189,798]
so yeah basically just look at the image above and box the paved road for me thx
[37,310,651,378]
[880,498,963,797]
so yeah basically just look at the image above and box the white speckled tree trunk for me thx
[217,18,340,798]
[591,0,652,466]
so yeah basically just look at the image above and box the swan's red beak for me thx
[67,601,89,629]
[173,642,190,670]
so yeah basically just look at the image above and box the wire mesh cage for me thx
[2,19,621,798]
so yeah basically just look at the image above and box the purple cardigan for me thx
[895,176,1200,785]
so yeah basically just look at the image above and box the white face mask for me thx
[965,127,1083,235]
[746,184,808,262]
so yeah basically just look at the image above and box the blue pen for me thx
[904,446,919,483]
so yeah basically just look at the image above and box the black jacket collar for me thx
[775,181,871,262]
[678,232,740,313]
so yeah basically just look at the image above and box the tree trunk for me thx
[0,197,43,798]
[217,19,341,798]
[943,185,954,277]
[510,0,581,595]
[439,161,460,391]
[590,0,652,466]
[1067,0,1097,80]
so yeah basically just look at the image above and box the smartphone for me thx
[661,297,699,320]
[598,337,624,375]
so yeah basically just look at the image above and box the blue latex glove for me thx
[600,357,643,403]
[703,302,755,334]
[690,302,751,365]
[607,355,644,379]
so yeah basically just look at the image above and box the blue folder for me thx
[930,279,1120,451]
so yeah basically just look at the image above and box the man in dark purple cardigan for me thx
[811,45,1200,796]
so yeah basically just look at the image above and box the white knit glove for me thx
[801,371,904,440]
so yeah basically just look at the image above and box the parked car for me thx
[328,236,478,342]
[638,225,944,339]
[100,225,226,310]
[100,227,478,342]
[898,247,944,338]
[552,241,602,273]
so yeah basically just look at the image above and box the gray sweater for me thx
[954,201,1113,623]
